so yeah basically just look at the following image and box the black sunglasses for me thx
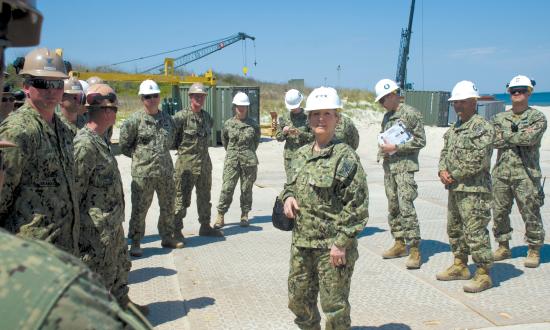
[86,92,117,106]
[2,96,15,102]
[142,94,159,100]
[26,78,64,90]
[509,88,528,95]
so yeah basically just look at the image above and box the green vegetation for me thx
[6,63,383,126]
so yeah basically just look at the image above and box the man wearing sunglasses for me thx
[172,82,224,240]
[59,77,86,137]
[0,47,80,255]
[491,75,547,268]
[375,78,426,269]
[74,83,149,315]
[120,79,183,256]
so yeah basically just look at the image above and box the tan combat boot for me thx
[463,265,492,293]
[161,237,184,249]
[382,238,408,259]
[240,212,249,227]
[121,295,149,316]
[436,257,471,281]
[493,241,511,261]
[129,240,143,257]
[213,212,225,229]
[199,223,224,237]
[524,245,540,268]
[406,241,422,269]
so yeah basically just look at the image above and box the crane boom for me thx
[395,0,415,91]
[142,32,255,74]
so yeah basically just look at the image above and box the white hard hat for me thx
[232,92,250,106]
[374,79,399,102]
[448,80,480,101]
[138,79,161,95]
[79,80,89,94]
[507,75,535,91]
[304,86,342,112]
[284,89,303,110]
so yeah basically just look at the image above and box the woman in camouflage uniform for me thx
[214,92,261,228]
[282,87,369,330]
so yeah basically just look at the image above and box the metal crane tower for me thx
[395,0,415,91]
[142,32,255,74]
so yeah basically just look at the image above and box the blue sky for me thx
[6,0,550,94]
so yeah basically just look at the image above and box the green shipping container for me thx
[404,90,450,127]
[177,85,260,146]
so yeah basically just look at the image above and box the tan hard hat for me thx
[86,76,104,86]
[63,77,84,94]
[188,83,208,95]
[86,83,118,107]
[1,0,43,47]
[19,48,68,78]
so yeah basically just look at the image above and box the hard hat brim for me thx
[20,70,68,79]
[375,87,398,102]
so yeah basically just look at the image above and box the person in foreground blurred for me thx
[282,86,369,329]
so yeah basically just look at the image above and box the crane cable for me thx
[107,34,236,67]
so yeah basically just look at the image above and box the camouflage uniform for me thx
[172,107,213,228]
[119,109,176,241]
[492,107,547,246]
[217,116,261,215]
[334,114,360,150]
[0,229,151,330]
[0,103,79,255]
[74,126,131,304]
[275,108,313,177]
[58,111,87,138]
[380,104,426,244]
[439,114,494,267]
[282,140,369,330]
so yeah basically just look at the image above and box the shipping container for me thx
[177,85,260,145]
[448,100,505,125]
[404,90,451,127]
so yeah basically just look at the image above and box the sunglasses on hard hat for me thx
[86,92,117,106]
[142,94,159,100]
[26,78,64,90]
[509,88,528,95]
[1,96,15,103]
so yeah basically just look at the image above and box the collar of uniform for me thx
[454,114,480,131]
[307,140,336,161]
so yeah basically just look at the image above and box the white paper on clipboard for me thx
[377,120,413,155]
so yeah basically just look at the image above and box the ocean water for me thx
[493,91,550,106]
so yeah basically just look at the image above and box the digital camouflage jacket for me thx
[439,114,494,193]
[492,107,547,179]
[221,116,261,167]
[380,103,426,173]
[119,109,175,178]
[282,141,369,249]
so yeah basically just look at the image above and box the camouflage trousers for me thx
[174,163,213,229]
[288,244,359,330]
[128,176,175,241]
[384,171,421,242]
[80,222,130,303]
[447,190,493,267]
[217,164,257,214]
[492,176,545,247]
